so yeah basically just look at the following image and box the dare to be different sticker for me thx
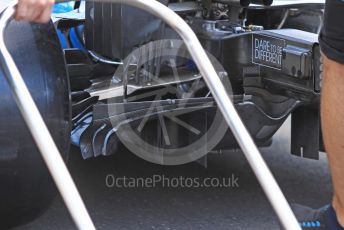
[252,34,285,69]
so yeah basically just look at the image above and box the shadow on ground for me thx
[15,119,332,230]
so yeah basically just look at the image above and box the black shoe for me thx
[291,204,344,230]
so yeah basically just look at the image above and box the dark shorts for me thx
[319,0,344,64]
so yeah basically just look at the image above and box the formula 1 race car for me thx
[0,0,324,228]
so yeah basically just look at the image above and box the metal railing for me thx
[0,1,301,229]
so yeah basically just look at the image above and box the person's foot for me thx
[291,204,344,229]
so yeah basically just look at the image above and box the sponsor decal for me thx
[252,34,286,70]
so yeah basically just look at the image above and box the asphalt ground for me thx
[15,119,332,230]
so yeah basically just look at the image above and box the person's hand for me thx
[16,0,55,23]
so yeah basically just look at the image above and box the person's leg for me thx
[321,55,344,227]
[288,0,344,229]
[319,0,344,225]
[287,56,344,230]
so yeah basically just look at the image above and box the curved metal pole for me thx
[0,2,95,230]
[0,0,301,229]
[93,1,301,229]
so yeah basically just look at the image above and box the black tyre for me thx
[0,20,71,228]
